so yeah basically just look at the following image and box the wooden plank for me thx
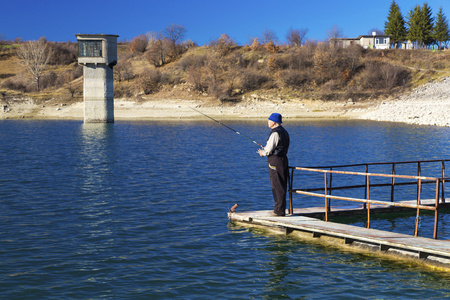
[228,205,450,268]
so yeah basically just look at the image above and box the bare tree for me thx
[223,54,241,95]
[286,27,308,46]
[146,32,172,67]
[66,83,79,98]
[326,25,344,40]
[163,24,186,58]
[16,37,53,92]
[261,28,278,44]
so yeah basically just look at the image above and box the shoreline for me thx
[1,77,450,126]
[0,97,376,122]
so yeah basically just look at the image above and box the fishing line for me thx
[186,105,263,147]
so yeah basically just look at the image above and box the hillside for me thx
[1,41,450,124]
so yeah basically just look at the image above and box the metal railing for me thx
[288,159,449,239]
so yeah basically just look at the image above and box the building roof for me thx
[358,35,390,38]
[330,35,391,41]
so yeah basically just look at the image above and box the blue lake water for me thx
[1,119,450,299]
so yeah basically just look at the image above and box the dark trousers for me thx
[268,155,289,216]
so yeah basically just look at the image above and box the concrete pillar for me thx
[75,34,118,123]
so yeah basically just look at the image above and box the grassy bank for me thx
[1,41,450,108]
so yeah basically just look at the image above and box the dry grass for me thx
[3,42,450,104]
[0,56,24,77]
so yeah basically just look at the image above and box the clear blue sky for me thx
[2,0,450,45]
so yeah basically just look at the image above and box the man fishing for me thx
[258,113,290,217]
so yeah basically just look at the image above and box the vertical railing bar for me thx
[434,179,440,239]
[324,172,328,222]
[442,160,446,203]
[391,163,396,202]
[289,167,294,215]
[417,161,421,201]
[414,178,422,237]
[328,167,333,210]
[366,173,370,229]
[364,164,368,210]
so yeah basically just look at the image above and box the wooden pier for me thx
[228,204,450,271]
[229,159,450,270]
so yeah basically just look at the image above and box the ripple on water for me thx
[1,120,450,299]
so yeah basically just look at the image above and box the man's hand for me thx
[257,149,264,157]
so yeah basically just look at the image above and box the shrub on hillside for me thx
[361,62,410,92]
[139,69,162,94]
[187,66,207,92]
[208,80,229,101]
[268,55,289,70]
[210,34,237,57]
[286,48,314,69]
[313,44,337,84]
[160,70,183,85]
[278,69,308,89]
[48,42,77,65]
[2,77,28,92]
[115,63,134,82]
[334,46,364,81]
[177,53,207,71]
[130,35,149,54]
[40,71,58,89]
[115,84,133,98]
[240,70,270,91]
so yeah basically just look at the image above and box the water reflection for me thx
[263,239,290,298]
[79,123,117,194]
[77,124,118,251]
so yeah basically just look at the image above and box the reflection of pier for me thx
[229,159,450,270]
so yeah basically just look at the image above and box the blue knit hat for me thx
[268,113,282,124]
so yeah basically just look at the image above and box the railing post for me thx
[324,172,328,222]
[391,163,396,202]
[364,165,368,210]
[442,160,446,203]
[414,178,422,237]
[328,167,333,210]
[289,167,294,215]
[417,161,421,200]
[366,174,370,229]
[434,179,440,239]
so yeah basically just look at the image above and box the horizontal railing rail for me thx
[288,159,448,239]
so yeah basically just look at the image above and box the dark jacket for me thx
[269,126,290,157]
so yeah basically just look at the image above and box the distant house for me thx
[330,32,391,49]
[396,40,414,49]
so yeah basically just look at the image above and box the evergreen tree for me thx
[433,6,450,49]
[385,0,407,48]
[421,3,435,46]
[408,3,434,48]
[407,5,422,48]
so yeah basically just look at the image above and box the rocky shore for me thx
[359,77,450,127]
[1,78,449,127]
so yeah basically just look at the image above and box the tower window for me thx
[78,40,102,57]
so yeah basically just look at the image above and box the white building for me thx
[330,32,390,49]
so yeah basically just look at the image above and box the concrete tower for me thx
[75,34,118,123]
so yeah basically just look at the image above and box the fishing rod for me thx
[188,105,263,147]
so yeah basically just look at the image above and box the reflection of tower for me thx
[75,34,118,123]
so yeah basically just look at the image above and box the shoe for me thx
[269,212,285,217]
